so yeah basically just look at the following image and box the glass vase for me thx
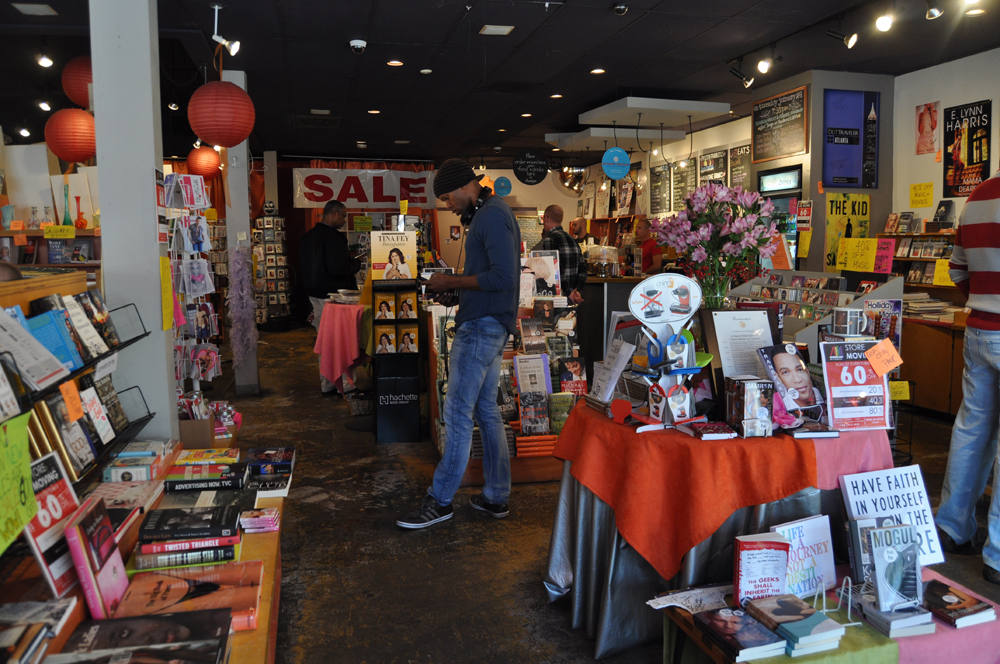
[699,257,732,310]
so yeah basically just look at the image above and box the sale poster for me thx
[915,102,939,155]
[824,193,870,272]
[943,99,991,198]
[820,341,892,430]
[371,231,417,280]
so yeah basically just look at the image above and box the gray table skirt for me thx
[543,461,849,659]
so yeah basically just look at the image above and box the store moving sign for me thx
[752,86,808,164]
[292,169,434,209]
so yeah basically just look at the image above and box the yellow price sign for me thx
[932,259,955,287]
[399,200,409,215]
[836,238,878,272]
[889,381,911,401]
[353,215,373,232]
[43,225,76,239]
[910,182,934,208]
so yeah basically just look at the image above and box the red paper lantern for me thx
[187,81,255,148]
[187,146,221,181]
[62,55,93,108]
[45,109,96,163]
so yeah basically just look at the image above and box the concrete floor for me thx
[215,325,1000,664]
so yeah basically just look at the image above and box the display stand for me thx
[372,279,420,444]
[252,215,292,327]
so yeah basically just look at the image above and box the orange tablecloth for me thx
[554,403,892,582]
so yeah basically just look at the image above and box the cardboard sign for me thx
[836,238,879,272]
[872,239,896,274]
[932,259,955,287]
[796,200,813,231]
[820,341,892,430]
[864,338,903,377]
[889,381,911,401]
[9,220,24,231]
[910,182,934,208]
[13,234,27,247]
[59,381,84,422]
[43,225,74,239]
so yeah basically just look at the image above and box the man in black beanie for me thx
[397,159,521,529]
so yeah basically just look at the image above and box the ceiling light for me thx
[478,160,486,169]
[521,113,532,117]
[38,101,50,111]
[757,58,771,74]
[590,68,605,74]
[368,110,380,114]
[210,4,240,55]
[13,4,57,15]
[827,29,858,48]
[37,55,52,67]
[875,13,893,31]
[551,94,563,98]
[420,68,432,74]
[679,159,687,168]
[498,128,506,132]
[925,0,943,18]
[479,25,514,35]
[552,148,560,152]
[213,145,222,152]
[358,143,367,149]
[387,60,403,66]
[19,128,30,137]
[652,149,659,156]
[966,7,985,14]
[168,102,179,111]
[563,166,569,172]
[395,140,410,144]
[193,139,202,148]
[729,66,753,88]
[310,109,331,115]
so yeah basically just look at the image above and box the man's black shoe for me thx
[984,564,1000,585]
[396,495,453,529]
[939,528,987,555]
[321,390,339,398]
[470,493,509,519]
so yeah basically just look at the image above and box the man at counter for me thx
[570,216,596,246]
[635,218,662,274]
[397,159,520,529]
[300,200,361,396]
[541,205,586,304]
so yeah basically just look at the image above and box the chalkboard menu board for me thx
[699,149,728,185]
[752,85,808,164]
[513,149,549,185]
[730,144,752,189]
[650,165,671,215]
[671,161,697,211]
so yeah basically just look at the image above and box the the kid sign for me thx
[819,341,891,430]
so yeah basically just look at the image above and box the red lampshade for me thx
[187,146,221,181]
[187,81,255,148]
[45,109,96,163]
[62,56,93,108]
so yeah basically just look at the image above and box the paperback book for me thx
[519,391,550,436]
[163,463,248,492]
[548,392,576,435]
[63,497,130,619]
[54,609,231,660]
[923,578,996,628]
[733,532,791,607]
[867,523,922,611]
[245,447,295,474]
[175,448,240,466]
[558,357,587,396]
[138,505,242,542]
[518,318,547,354]
[675,422,738,439]
[129,543,241,572]
[693,608,786,661]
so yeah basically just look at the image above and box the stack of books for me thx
[693,607,786,661]
[0,598,77,664]
[515,434,558,457]
[244,446,295,498]
[746,595,845,657]
[126,504,243,578]
[241,507,281,533]
[102,440,182,482]
[838,586,935,637]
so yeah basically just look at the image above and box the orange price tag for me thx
[817,181,825,194]
[9,220,24,231]
[39,222,54,228]
[13,234,27,247]
[935,149,942,163]
[59,380,85,422]
[864,338,903,377]
[94,227,101,236]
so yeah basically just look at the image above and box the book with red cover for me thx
[558,357,587,396]
[63,496,130,619]
[115,561,264,631]
[733,532,791,607]
[140,532,242,555]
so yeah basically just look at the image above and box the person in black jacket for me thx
[300,200,361,395]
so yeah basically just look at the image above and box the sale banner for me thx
[292,169,435,209]
[820,341,891,430]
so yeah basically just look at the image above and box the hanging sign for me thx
[820,340,892,431]
[292,169,435,209]
[796,200,813,231]
[601,147,631,180]
[494,176,512,197]
[627,274,702,338]
[513,150,549,185]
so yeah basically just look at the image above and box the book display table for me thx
[314,302,373,394]
[544,404,894,658]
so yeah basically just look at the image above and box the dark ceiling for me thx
[2,0,1000,167]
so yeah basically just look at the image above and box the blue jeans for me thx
[430,316,511,506]
[937,326,1000,570]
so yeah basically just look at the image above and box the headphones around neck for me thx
[460,186,492,226]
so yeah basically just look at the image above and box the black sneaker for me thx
[939,528,987,555]
[396,495,453,529]
[985,564,1000,585]
[470,493,509,519]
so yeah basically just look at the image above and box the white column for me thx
[89,0,178,439]
[222,70,260,396]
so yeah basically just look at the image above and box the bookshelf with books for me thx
[876,232,966,305]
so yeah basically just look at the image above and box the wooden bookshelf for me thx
[0,229,100,237]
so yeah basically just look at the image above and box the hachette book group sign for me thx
[292,169,436,209]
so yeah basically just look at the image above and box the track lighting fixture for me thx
[826,29,858,49]
[37,55,52,67]
[876,7,893,31]
[925,0,943,18]
[38,101,50,111]
[19,128,30,137]
[210,4,240,55]
[168,102,179,111]
[729,66,754,88]
[194,138,202,148]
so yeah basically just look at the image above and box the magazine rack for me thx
[372,279,420,444]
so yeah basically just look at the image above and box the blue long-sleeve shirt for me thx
[455,195,521,335]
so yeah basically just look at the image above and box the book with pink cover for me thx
[115,560,264,631]
[63,496,130,619]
